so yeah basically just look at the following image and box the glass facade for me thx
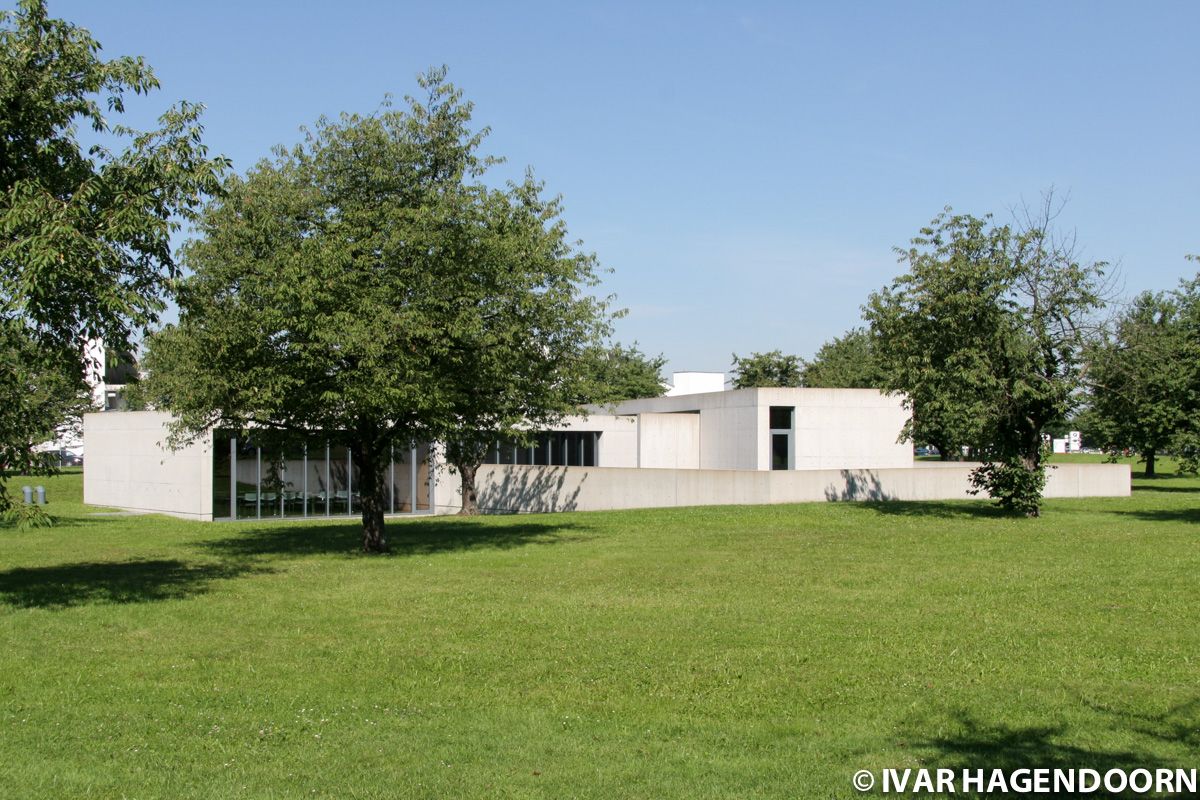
[212,431,434,521]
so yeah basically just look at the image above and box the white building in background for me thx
[83,382,1130,521]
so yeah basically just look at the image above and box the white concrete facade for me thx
[83,388,1129,520]
[584,387,912,472]
[84,411,214,520]
[434,461,1132,514]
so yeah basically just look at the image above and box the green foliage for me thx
[0,322,91,507]
[968,455,1050,516]
[1085,290,1192,476]
[865,200,1105,514]
[730,350,803,388]
[0,0,226,501]
[1,499,55,531]
[0,0,228,352]
[141,69,611,533]
[576,343,666,404]
[801,327,881,388]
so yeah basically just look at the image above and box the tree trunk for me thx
[1021,449,1042,518]
[1144,449,1156,478]
[355,441,388,553]
[457,461,480,515]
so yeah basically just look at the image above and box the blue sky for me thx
[46,0,1200,374]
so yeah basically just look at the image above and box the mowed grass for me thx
[0,462,1197,799]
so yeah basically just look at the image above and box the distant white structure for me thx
[1052,430,1083,454]
[663,371,726,396]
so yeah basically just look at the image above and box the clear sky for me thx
[44,0,1200,374]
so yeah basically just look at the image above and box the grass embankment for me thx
[0,463,1196,798]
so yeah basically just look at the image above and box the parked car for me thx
[55,449,83,467]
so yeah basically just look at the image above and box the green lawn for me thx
[1,464,1196,798]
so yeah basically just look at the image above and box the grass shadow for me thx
[1110,507,1200,524]
[863,500,1010,520]
[0,558,265,609]
[201,517,594,560]
[1132,484,1200,495]
[905,710,1193,798]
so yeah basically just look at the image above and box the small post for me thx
[22,486,32,504]
[35,486,46,505]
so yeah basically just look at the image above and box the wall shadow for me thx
[904,710,1193,799]
[200,517,592,559]
[476,465,585,513]
[0,558,264,609]
[823,469,896,502]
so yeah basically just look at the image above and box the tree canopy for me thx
[0,0,226,508]
[801,327,881,389]
[1085,289,1191,476]
[730,350,803,389]
[576,343,666,405]
[865,203,1105,515]
[140,69,612,543]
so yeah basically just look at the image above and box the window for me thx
[484,432,600,467]
[769,406,794,471]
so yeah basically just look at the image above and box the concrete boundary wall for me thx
[437,461,1131,514]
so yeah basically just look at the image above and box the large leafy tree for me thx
[0,0,227,507]
[141,70,611,543]
[865,205,1105,515]
[801,327,882,389]
[730,350,803,388]
[1085,290,1190,477]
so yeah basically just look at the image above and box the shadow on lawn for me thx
[0,558,264,609]
[201,517,593,559]
[1109,507,1200,524]
[1131,483,1200,495]
[906,710,1194,798]
[863,501,1007,521]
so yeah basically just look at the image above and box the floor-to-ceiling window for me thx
[212,432,434,520]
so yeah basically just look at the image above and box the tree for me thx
[864,203,1105,516]
[1085,291,1189,477]
[801,327,882,389]
[0,321,91,508]
[1167,262,1200,474]
[140,70,611,544]
[576,343,666,404]
[425,172,613,516]
[0,0,227,506]
[730,350,803,388]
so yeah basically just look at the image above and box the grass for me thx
[0,462,1197,798]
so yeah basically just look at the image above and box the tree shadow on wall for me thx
[0,558,266,609]
[901,709,1196,799]
[476,465,586,513]
[824,469,896,502]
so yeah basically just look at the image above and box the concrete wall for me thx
[433,461,1130,514]
[83,411,213,520]
[638,413,700,469]
[549,414,639,468]
[596,387,911,471]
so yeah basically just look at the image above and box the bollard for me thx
[35,486,46,505]
[22,486,32,504]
